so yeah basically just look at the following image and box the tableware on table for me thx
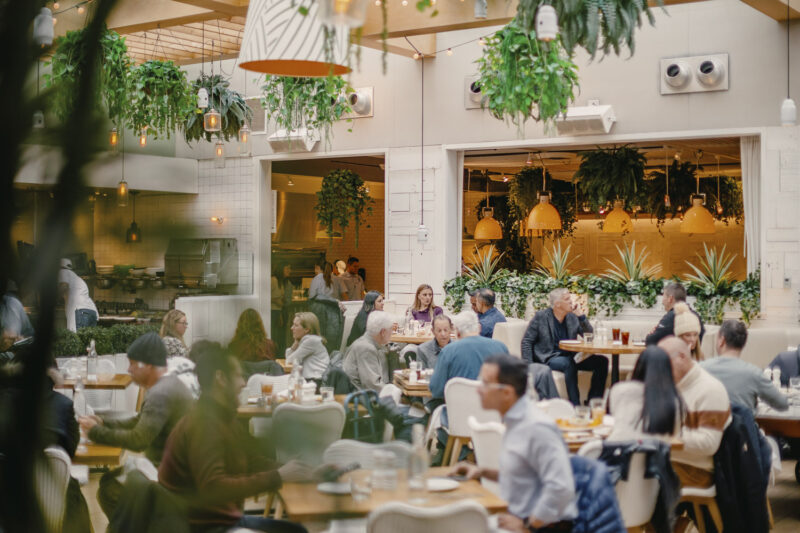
[261,382,273,402]
[621,331,630,345]
[320,386,335,402]
[633,341,646,346]
[584,333,594,345]
[612,328,621,342]
[575,405,591,424]
[589,398,605,424]
[350,473,372,502]
[317,482,352,495]
[560,340,581,345]
[426,477,460,492]
[372,451,398,490]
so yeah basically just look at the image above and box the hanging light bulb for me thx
[77,4,85,14]
[664,147,671,207]
[33,7,54,47]
[215,141,225,168]
[446,48,453,56]
[109,127,119,148]
[402,0,408,5]
[603,199,632,233]
[204,108,221,132]
[126,192,141,243]
[53,2,60,9]
[413,52,420,60]
[535,5,558,41]
[525,152,533,166]
[138,128,147,147]
[318,0,370,28]
[478,36,486,46]
[197,87,209,109]
[715,155,724,215]
[238,123,251,155]
[117,178,129,207]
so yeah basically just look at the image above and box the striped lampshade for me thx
[239,0,351,77]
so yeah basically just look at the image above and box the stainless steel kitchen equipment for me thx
[165,238,239,289]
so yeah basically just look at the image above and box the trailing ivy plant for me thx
[126,60,194,139]
[261,75,353,147]
[476,19,579,132]
[315,169,373,247]
[573,145,648,213]
[515,0,663,58]
[45,27,132,126]
[509,167,578,240]
[185,75,252,144]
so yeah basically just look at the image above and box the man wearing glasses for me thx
[452,355,577,532]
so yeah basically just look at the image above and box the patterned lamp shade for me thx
[603,200,632,233]
[239,0,351,77]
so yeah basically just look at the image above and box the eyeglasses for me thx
[478,380,511,391]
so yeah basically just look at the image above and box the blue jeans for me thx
[75,309,97,329]
[547,353,608,406]
[235,514,307,533]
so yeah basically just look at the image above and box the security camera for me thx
[696,59,725,87]
[664,61,691,88]
[348,90,372,115]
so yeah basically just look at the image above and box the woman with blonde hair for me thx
[286,312,330,381]
[674,302,705,361]
[160,309,188,358]
[409,284,443,324]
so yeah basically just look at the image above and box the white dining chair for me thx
[442,378,501,466]
[84,358,117,414]
[367,500,490,533]
[467,416,505,495]
[323,439,412,469]
[34,446,71,533]
[272,402,346,465]
[244,373,291,402]
[537,398,575,421]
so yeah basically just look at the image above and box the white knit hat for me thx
[673,302,700,336]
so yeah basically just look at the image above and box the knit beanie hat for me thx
[673,302,700,336]
[128,332,168,367]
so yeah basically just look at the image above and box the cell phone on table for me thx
[322,462,361,482]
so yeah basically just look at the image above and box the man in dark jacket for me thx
[645,282,705,345]
[521,288,606,405]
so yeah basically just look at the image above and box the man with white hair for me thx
[343,310,394,392]
[521,288,605,405]
[659,336,730,488]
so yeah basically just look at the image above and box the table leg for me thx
[611,353,619,384]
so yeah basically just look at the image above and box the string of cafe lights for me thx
[408,33,488,60]
[51,0,94,25]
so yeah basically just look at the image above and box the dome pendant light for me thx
[681,166,715,234]
[526,160,561,233]
[126,191,141,243]
[474,170,503,240]
[536,5,558,41]
[603,199,632,233]
[782,0,797,126]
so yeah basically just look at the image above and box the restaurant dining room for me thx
[4,1,800,533]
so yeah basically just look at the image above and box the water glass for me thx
[320,386,335,402]
[350,473,372,502]
[575,406,591,423]
[589,398,605,423]
[584,333,594,345]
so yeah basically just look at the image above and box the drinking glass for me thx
[575,406,591,423]
[261,382,273,403]
[320,386,335,402]
[589,398,605,424]
[612,328,621,342]
[350,473,372,502]
[621,331,630,345]
[584,333,594,345]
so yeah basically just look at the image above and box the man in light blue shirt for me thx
[475,288,507,338]
[453,354,577,531]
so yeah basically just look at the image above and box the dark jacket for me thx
[769,348,800,386]
[109,470,189,533]
[309,297,344,352]
[598,440,679,533]
[569,455,626,533]
[43,389,80,459]
[521,309,593,364]
[240,360,284,380]
[645,306,705,345]
[713,403,769,533]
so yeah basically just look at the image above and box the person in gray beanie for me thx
[78,331,194,519]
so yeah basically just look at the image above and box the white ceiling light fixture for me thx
[239,0,350,77]
[536,5,558,41]
[33,7,54,47]
[474,0,487,19]
[782,0,797,126]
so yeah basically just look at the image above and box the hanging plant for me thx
[260,75,353,147]
[573,145,648,212]
[515,0,663,58]
[126,60,194,139]
[645,161,743,229]
[315,169,374,247]
[184,75,252,144]
[476,19,579,132]
[45,27,132,126]
[509,167,577,239]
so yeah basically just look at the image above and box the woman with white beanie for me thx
[674,302,705,361]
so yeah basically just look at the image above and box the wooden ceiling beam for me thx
[739,0,800,20]
[171,0,248,17]
[173,52,240,65]
[128,29,240,52]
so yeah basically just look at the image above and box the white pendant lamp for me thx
[782,0,797,126]
[319,0,369,28]
[197,87,209,109]
[239,0,350,77]
[33,7,54,47]
[536,5,558,41]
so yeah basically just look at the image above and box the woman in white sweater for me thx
[285,312,330,381]
[607,345,683,443]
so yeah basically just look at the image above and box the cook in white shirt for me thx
[58,258,98,332]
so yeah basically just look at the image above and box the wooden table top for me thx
[276,359,292,372]
[280,466,507,522]
[74,443,124,466]
[558,340,646,355]
[393,372,433,398]
[390,334,434,345]
[59,374,133,390]
[238,394,364,418]
[757,412,800,439]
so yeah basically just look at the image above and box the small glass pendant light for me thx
[238,123,251,155]
[109,127,119,148]
[204,108,221,132]
[117,178,129,207]
[215,141,225,168]
[138,128,147,147]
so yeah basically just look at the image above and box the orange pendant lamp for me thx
[474,171,503,240]
[681,155,716,234]
[603,199,632,233]
[526,161,561,233]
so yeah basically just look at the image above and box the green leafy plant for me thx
[45,27,132,125]
[515,0,663,58]
[574,145,648,213]
[261,75,353,147]
[535,242,583,282]
[684,244,736,293]
[476,19,579,131]
[184,75,252,144]
[731,268,761,326]
[603,241,661,283]
[315,169,373,247]
[126,60,194,138]
[52,324,160,356]
[464,245,510,287]
[508,167,578,240]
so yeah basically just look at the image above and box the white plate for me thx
[426,477,459,492]
[561,340,582,344]
[317,482,351,495]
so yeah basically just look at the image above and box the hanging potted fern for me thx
[184,75,252,144]
[126,60,194,139]
[315,169,373,247]
[573,145,648,214]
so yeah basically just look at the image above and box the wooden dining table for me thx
[280,466,507,522]
[59,374,133,390]
[756,405,800,482]
[238,394,365,419]
[390,333,434,345]
[74,443,124,466]
[558,340,646,384]
[392,370,433,398]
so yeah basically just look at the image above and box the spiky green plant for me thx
[464,245,508,287]
[684,244,736,292]
[603,241,661,282]
[535,242,583,282]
